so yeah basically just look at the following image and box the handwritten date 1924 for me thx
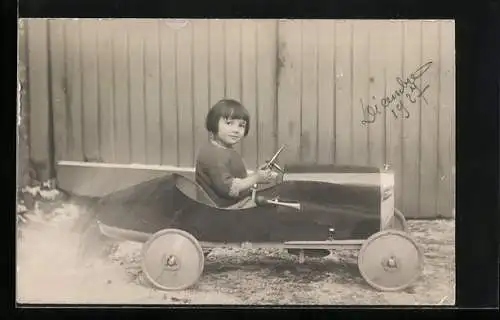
[361,61,433,125]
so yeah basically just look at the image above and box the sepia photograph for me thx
[16,18,455,305]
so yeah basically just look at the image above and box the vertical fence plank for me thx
[401,21,423,218]
[277,20,302,165]
[27,19,52,180]
[112,20,131,164]
[209,20,225,106]
[80,20,101,162]
[384,21,404,210]
[97,20,115,162]
[18,20,31,186]
[419,21,440,218]
[241,19,258,169]
[176,21,194,166]
[128,21,147,164]
[317,20,335,165]
[48,19,67,164]
[300,20,319,164]
[351,21,370,166]
[64,20,84,162]
[438,21,455,218]
[257,20,278,165]
[367,22,386,168]
[193,19,210,160]
[224,20,243,155]
[159,21,178,166]
[144,20,162,165]
[334,21,353,165]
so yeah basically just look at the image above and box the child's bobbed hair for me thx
[205,99,250,136]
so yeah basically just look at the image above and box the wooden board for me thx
[80,20,101,162]
[241,19,258,169]
[144,20,162,165]
[159,21,178,165]
[27,19,52,179]
[18,20,30,186]
[334,21,353,165]
[384,21,404,210]
[96,20,115,162]
[419,21,440,218]
[176,21,195,166]
[401,21,423,218]
[112,20,131,164]
[437,21,455,218]
[277,20,302,165]
[128,21,147,164]
[208,20,225,106]
[351,21,370,167]
[317,20,336,165]
[300,20,319,164]
[64,20,84,162]
[192,19,210,163]
[367,22,386,168]
[224,19,243,156]
[56,164,179,197]
[256,20,278,165]
[48,19,68,164]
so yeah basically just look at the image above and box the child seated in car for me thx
[195,99,277,208]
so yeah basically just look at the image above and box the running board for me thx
[98,222,364,250]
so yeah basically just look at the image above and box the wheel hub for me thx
[357,230,424,292]
[162,254,180,270]
[382,256,399,272]
[142,228,205,291]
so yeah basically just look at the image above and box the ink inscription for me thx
[361,61,433,125]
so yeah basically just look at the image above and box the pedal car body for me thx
[91,146,423,292]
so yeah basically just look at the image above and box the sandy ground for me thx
[16,201,455,306]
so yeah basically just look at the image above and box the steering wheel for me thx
[260,144,286,174]
[251,145,286,202]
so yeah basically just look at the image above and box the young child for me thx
[195,99,277,208]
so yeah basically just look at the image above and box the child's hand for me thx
[256,169,275,184]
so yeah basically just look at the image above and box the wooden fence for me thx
[19,19,455,218]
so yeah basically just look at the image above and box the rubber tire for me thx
[358,230,424,292]
[141,229,205,291]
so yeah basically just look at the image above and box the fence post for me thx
[17,19,32,189]
[25,19,53,184]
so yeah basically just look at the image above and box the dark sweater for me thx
[195,142,250,207]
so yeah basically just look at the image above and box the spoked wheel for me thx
[142,229,204,291]
[358,230,424,292]
[390,208,408,232]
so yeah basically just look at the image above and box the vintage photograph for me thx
[16,18,455,305]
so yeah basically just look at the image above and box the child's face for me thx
[216,117,246,147]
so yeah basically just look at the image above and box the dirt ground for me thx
[16,198,455,306]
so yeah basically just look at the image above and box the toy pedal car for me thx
[87,145,424,292]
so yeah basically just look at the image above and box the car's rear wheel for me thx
[357,230,424,292]
[142,228,204,291]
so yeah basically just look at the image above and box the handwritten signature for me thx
[361,61,433,125]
